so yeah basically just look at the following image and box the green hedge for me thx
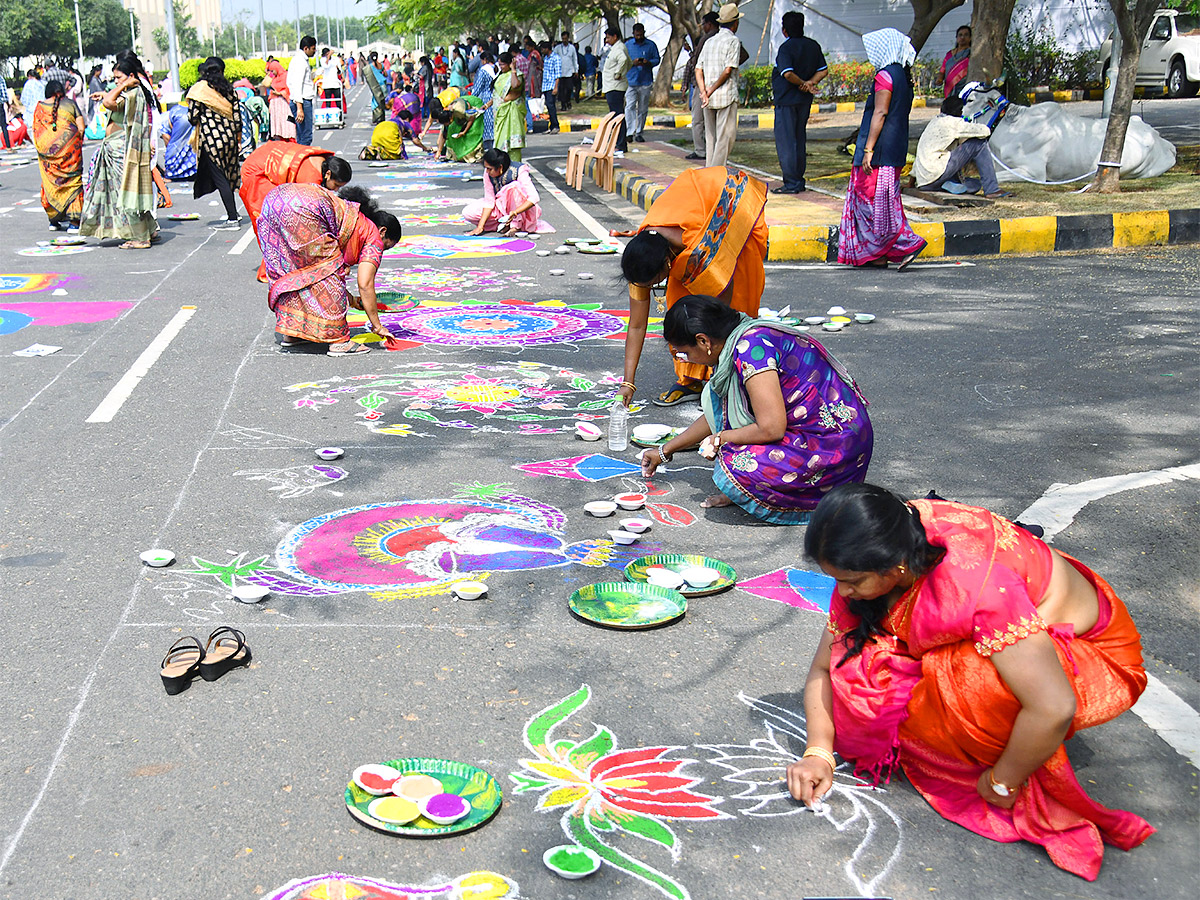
[739,59,943,106]
[179,57,298,90]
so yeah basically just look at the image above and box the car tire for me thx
[1167,59,1199,98]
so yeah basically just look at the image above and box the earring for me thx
[898,564,909,575]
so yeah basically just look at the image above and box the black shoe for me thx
[634,134,646,143]
[684,152,703,160]
[772,186,805,194]
[198,627,252,682]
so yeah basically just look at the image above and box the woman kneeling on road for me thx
[463,148,554,236]
[258,184,400,356]
[788,483,1154,880]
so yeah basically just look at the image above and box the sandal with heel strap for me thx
[160,636,205,695]
[198,627,252,682]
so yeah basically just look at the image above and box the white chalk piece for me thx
[51,288,68,296]
[13,344,63,357]
[810,798,829,814]
[826,305,846,316]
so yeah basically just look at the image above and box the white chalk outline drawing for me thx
[233,464,348,499]
[210,423,313,450]
[698,693,903,899]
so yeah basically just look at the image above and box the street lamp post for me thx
[72,0,85,65]
[259,0,268,60]
[164,0,181,93]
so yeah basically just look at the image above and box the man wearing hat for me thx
[695,3,746,167]
[682,12,720,160]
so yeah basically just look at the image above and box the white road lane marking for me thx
[85,306,198,423]
[228,226,257,255]
[526,164,615,242]
[1132,675,1200,768]
[1018,464,1200,543]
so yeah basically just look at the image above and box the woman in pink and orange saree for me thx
[788,484,1154,881]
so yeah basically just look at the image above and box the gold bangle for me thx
[620,381,636,390]
[802,747,837,770]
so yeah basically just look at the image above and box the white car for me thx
[1101,8,1200,98]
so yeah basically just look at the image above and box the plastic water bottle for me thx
[607,400,629,451]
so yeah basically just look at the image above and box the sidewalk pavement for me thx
[573,144,1200,261]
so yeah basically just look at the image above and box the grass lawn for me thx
[669,137,1200,220]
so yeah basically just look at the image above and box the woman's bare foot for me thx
[701,493,733,509]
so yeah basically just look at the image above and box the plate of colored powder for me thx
[344,757,502,836]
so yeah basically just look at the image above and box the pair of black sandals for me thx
[159,627,252,695]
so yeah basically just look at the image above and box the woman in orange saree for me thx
[616,166,768,407]
[258,184,400,355]
[239,142,351,280]
[32,80,85,230]
[789,484,1154,881]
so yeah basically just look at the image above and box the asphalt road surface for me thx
[0,89,1196,900]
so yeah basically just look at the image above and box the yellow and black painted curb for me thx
[582,159,1200,261]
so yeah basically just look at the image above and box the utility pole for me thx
[165,0,181,93]
[129,10,136,50]
[259,0,267,60]
[295,0,301,43]
[72,0,85,65]
[326,0,332,46]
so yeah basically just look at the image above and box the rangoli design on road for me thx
[233,464,348,499]
[514,454,643,482]
[16,245,95,257]
[510,686,902,900]
[176,485,657,602]
[374,265,536,296]
[370,182,443,193]
[737,567,836,613]
[0,273,69,294]
[383,235,536,259]
[265,870,520,900]
[394,212,469,228]
[390,195,473,209]
[510,685,727,900]
[285,360,624,436]
[0,300,133,334]
[382,305,620,347]
[377,169,474,179]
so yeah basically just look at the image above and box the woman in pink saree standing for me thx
[463,148,554,236]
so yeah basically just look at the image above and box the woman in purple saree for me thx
[640,295,873,524]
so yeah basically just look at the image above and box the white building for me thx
[125,0,224,70]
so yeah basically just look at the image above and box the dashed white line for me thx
[85,306,198,423]
[228,226,257,255]
[1132,675,1200,768]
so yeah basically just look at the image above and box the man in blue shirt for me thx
[772,11,827,193]
[583,46,599,97]
[624,23,660,143]
[539,40,562,133]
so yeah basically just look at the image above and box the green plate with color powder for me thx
[344,756,501,837]
[568,581,687,630]
[624,554,737,598]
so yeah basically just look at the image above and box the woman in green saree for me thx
[80,54,158,248]
[430,88,485,163]
[491,52,527,163]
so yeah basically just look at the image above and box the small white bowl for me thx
[855,313,876,324]
[803,315,826,325]
[549,268,566,276]
[778,305,792,318]
[619,517,652,534]
[554,246,571,254]
[613,493,646,510]
[543,844,602,880]
[535,249,552,257]
[826,305,846,316]
[632,423,672,443]
[646,568,685,590]
[607,529,639,545]
[584,500,618,517]
[352,763,403,795]
[419,792,471,825]
[681,566,720,588]
[315,447,343,460]
[821,322,844,332]
[140,549,175,567]
[451,580,487,600]
[232,584,269,603]
[577,272,594,280]
[575,422,603,441]
[758,306,777,318]
[515,230,529,237]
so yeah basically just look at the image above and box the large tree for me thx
[966,0,1018,84]
[908,0,968,52]
[1092,0,1161,192]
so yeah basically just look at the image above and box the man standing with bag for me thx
[602,26,632,156]
[695,4,745,167]
[772,11,827,193]
[287,36,318,145]
[624,23,659,143]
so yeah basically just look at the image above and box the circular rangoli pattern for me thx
[17,246,94,257]
[374,265,535,295]
[383,305,621,346]
[394,213,466,228]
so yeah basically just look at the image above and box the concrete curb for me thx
[579,158,1200,261]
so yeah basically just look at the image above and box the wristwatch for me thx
[988,769,1016,797]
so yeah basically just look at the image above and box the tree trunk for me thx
[598,1,623,35]
[966,0,1018,85]
[908,0,968,54]
[650,0,704,108]
[1092,0,1159,192]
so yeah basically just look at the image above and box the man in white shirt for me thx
[319,48,343,115]
[695,4,745,167]
[554,32,578,110]
[912,95,1011,198]
[287,35,318,145]
[602,26,632,154]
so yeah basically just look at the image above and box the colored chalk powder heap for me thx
[543,844,602,879]
[353,763,403,795]
[394,772,443,801]
[367,795,421,824]
[420,792,471,825]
